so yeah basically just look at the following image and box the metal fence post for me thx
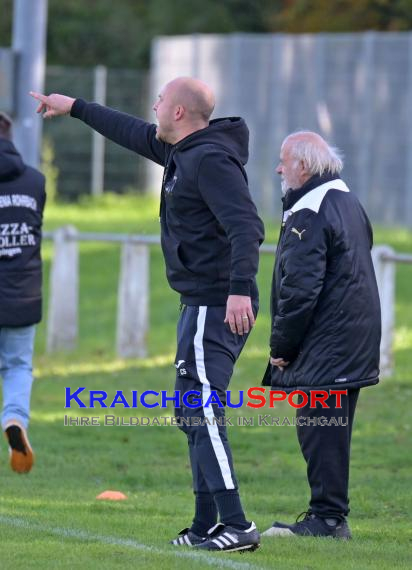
[47,226,79,352]
[91,65,107,196]
[372,245,395,377]
[12,0,48,168]
[116,242,149,358]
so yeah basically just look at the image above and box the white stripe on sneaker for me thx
[219,536,232,546]
[244,523,257,533]
[194,306,235,490]
[184,534,191,546]
[207,523,223,535]
[212,538,225,549]
[224,532,239,543]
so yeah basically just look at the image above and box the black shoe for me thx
[262,512,351,539]
[170,527,206,547]
[195,522,260,552]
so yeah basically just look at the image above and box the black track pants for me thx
[297,389,360,519]
[174,304,257,494]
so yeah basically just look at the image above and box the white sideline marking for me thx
[0,515,264,570]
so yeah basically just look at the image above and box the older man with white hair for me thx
[262,131,381,539]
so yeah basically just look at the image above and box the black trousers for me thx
[296,388,360,519]
[174,304,256,495]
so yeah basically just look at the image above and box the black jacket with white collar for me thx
[263,172,381,392]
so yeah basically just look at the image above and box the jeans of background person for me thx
[296,389,360,520]
[0,326,36,430]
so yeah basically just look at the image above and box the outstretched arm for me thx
[30,92,167,166]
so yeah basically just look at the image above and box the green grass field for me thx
[0,195,411,569]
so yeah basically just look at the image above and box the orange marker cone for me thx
[96,490,127,501]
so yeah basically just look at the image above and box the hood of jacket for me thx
[0,138,25,182]
[175,117,249,165]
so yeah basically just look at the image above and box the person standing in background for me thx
[30,78,264,552]
[263,131,381,539]
[0,112,46,473]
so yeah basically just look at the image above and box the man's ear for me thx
[300,160,309,176]
[175,105,185,121]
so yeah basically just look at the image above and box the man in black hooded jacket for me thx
[0,112,46,473]
[262,131,381,540]
[31,78,264,552]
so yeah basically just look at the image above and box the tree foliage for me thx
[0,0,411,68]
[270,0,412,33]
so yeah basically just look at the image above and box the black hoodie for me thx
[0,138,46,326]
[71,100,264,305]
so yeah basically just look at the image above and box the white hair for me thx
[285,131,344,176]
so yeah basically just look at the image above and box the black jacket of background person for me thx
[0,138,46,326]
[262,172,381,393]
[71,100,264,305]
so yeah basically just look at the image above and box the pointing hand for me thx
[29,91,75,119]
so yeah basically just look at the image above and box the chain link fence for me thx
[43,66,149,200]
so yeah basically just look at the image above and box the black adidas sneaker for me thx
[262,512,351,539]
[195,522,260,552]
[170,527,206,547]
